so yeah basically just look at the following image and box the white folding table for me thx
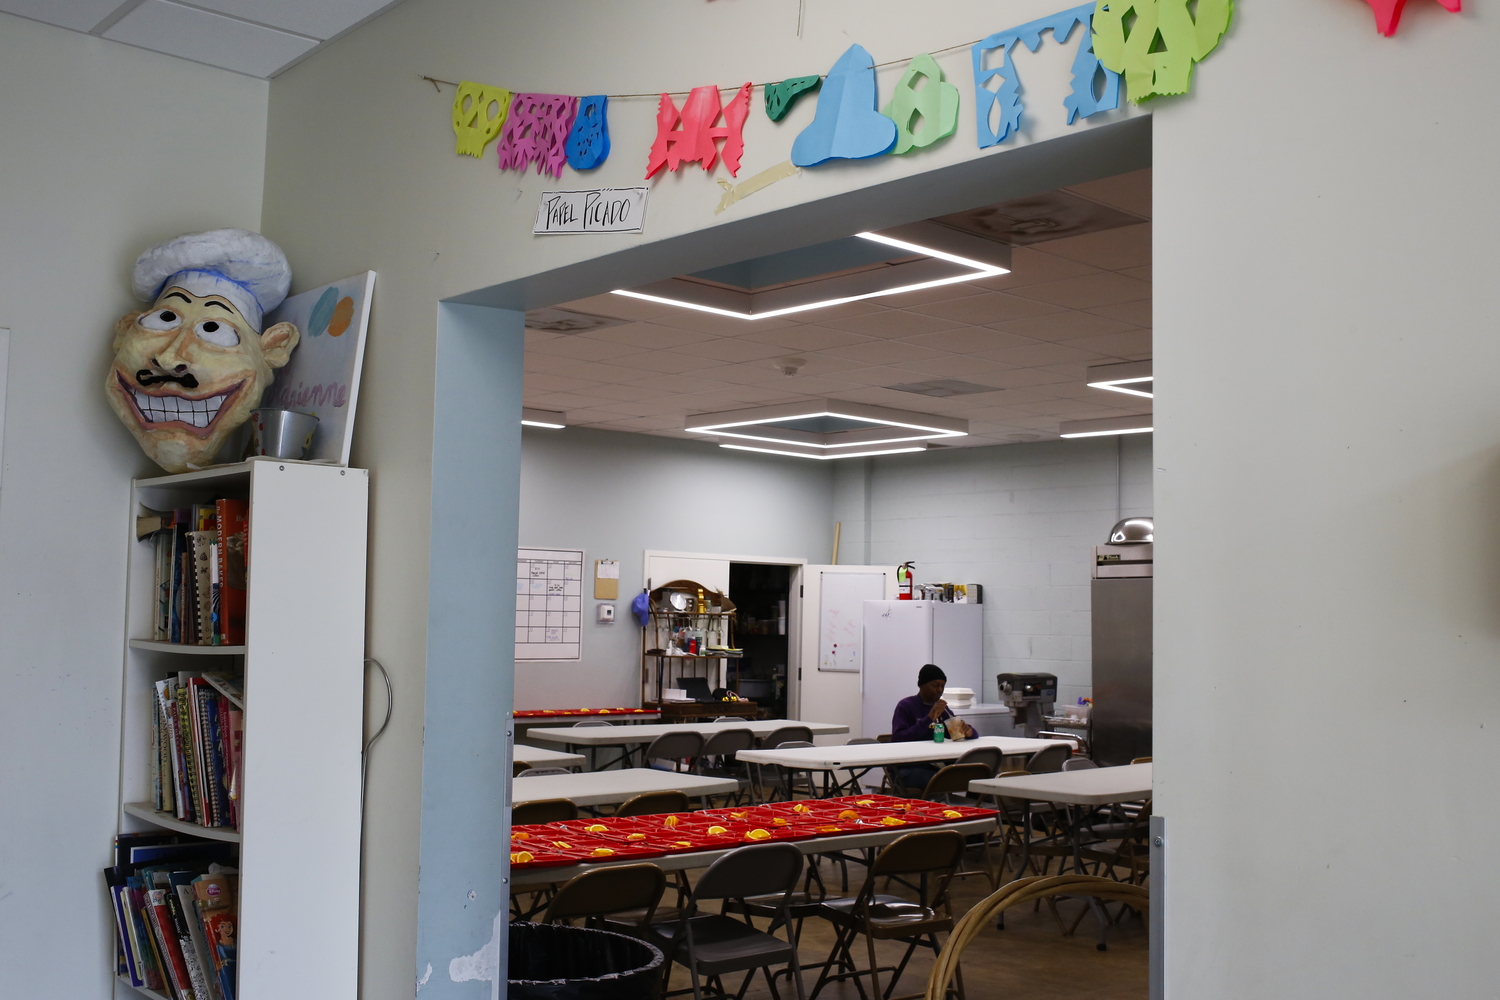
[511,767,740,809]
[969,763,1153,874]
[513,744,586,770]
[736,736,1073,796]
[525,720,851,770]
[509,816,997,888]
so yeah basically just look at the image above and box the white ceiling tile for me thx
[714,385,809,404]
[791,301,890,322]
[821,310,966,339]
[821,340,951,365]
[103,0,317,77]
[1118,265,1151,282]
[624,373,738,394]
[682,365,787,386]
[0,0,121,30]
[989,312,1138,343]
[973,343,1107,368]
[578,383,662,402]
[1032,223,1152,272]
[971,369,1075,390]
[868,281,989,308]
[1059,330,1153,358]
[608,350,721,375]
[966,248,1102,290]
[560,293,683,322]
[736,325,877,352]
[672,338,792,364]
[1007,272,1151,309]
[762,375,874,396]
[903,292,1068,326]
[576,322,719,350]
[896,327,1038,354]
[1063,168,1152,219]
[1084,300,1153,326]
[526,336,644,361]
[524,373,606,393]
[523,353,580,373]
[887,356,1021,379]
[186,0,394,39]
[824,365,939,388]
[543,361,655,382]
[527,391,616,409]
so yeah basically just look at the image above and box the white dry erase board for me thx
[516,547,584,660]
[260,271,375,465]
[819,571,887,673]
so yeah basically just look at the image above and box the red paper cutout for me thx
[645,82,752,180]
[497,93,579,179]
[1363,0,1460,36]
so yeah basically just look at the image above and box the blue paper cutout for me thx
[565,95,610,170]
[790,44,898,168]
[307,286,338,337]
[971,4,1120,149]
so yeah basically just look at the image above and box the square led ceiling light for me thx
[613,221,1011,320]
[1085,360,1153,398]
[687,400,967,459]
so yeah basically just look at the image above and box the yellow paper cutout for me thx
[452,81,512,157]
[1092,0,1233,102]
[714,160,801,215]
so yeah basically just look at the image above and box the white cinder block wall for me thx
[834,434,1152,706]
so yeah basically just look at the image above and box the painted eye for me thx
[138,309,181,331]
[195,319,240,347]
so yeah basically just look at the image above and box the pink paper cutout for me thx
[1364,0,1460,36]
[497,93,579,178]
[645,83,753,180]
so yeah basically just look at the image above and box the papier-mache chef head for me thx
[105,228,301,473]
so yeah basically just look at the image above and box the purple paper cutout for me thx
[497,93,580,179]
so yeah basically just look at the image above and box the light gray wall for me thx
[1155,1,1500,995]
[517,426,835,708]
[0,15,268,1000]
[834,435,1152,706]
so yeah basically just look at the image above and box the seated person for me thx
[889,664,972,793]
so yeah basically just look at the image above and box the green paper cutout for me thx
[764,75,822,122]
[880,52,960,155]
[1092,0,1233,102]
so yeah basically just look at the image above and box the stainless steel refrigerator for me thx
[1091,518,1153,766]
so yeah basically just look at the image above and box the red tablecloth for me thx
[513,707,656,718]
[508,795,996,869]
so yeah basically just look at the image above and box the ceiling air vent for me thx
[524,307,631,334]
[885,379,1001,398]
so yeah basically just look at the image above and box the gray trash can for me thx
[507,922,664,1000]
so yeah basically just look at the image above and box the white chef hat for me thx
[132,228,291,332]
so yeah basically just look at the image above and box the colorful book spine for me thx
[214,499,248,646]
[175,684,200,824]
[146,887,194,999]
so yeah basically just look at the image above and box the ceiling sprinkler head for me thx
[778,357,807,377]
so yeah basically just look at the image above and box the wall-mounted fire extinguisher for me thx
[897,561,915,600]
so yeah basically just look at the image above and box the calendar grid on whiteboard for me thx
[515,547,584,660]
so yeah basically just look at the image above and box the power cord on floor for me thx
[362,657,394,814]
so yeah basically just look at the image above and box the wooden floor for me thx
[661,853,1148,1000]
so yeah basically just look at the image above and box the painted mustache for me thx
[136,369,199,389]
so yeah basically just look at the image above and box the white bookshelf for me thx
[116,458,367,1000]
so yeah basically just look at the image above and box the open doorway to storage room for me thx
[728,562,791,716]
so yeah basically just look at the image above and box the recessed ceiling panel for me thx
[102,0,317,76]
[0,0,121,31]
[187,0,399,39]
[936,191,1142,246]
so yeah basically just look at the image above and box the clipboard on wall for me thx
[594,559,619,599]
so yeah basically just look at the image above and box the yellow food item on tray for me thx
[730,812,747,819]
[590,847,615,857]
[512,831,530,840]
[880,816,906,827]
[838,809,859,820]
[856,799,875,806]
[627,833,647,841]
[792,803,812,813]
[943,810,963,820]
[663,815,680,829]
[551,840,572,849]
[586,824,608,833]
[772,817,789,827]
[511,851,534,863]
[675,841,693,848]
[745,828,772,841]
[817,825,842,833]
[707,825,728,835]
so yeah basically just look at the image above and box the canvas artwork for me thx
[258,272,375,465]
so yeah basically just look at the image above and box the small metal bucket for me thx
[249,408,318,460]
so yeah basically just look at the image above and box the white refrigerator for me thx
[861,601,983,740]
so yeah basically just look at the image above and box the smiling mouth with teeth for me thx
[119,373,242,434]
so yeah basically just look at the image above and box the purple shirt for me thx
[891,694,953,742]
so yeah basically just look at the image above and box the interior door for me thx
[789,565,896,739]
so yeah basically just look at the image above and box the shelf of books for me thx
[112,459,367,1000]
